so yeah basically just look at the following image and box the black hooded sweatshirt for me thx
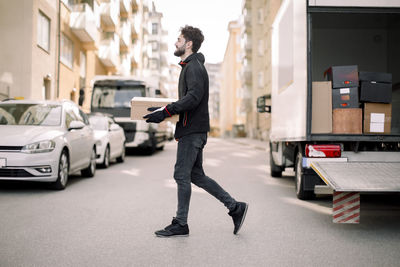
[166,53,210,139]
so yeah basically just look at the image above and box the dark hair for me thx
[180,25,204,53]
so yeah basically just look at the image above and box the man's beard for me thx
[174,44,185,57]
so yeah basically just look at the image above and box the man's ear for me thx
[186,40,193,51]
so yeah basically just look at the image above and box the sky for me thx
[151,0,243,64]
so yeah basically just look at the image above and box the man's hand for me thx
[143,106,171,123]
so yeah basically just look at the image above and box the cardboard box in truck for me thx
[325,65,359,89]
[332,108,362,134]
[332,87,359,109]
[363,103,392,134]
[312,81,332,133]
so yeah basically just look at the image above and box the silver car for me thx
[88,113,126,168]
[0,99,97,190]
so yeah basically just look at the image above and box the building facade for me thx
[205,63,221,136]
[241,0,282,140]
[143,2,169,94]
[0,0,164,112]
[219,20,246,137]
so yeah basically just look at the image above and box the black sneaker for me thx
[228,202,248,235]
[155,218,189,237]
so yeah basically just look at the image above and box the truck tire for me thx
[295,152,315,200]
[269,149,283,177]
[146,135,157,155]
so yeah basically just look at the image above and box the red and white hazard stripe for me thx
[333,192,360,224]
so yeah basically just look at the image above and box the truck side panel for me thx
[271,0,308,142]
[310,0,400,8]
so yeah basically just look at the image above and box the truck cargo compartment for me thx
[310,10,400,138]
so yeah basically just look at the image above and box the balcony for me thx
[69,3,99,45]
[131,52,138,69]
[120,21,131,51]
[100,0,119,30]
[244,36,252,53]
[131,17,139,39]
[131,0,138,13]
[120,0,131,14]
[243,60,252,86]
[98,33,120,67]
[119,53,131,76]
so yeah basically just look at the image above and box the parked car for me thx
[88,113,126,168]
[0,99,97,190]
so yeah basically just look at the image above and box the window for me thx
[80,51,86,78]
[152,23,158,35]
[151,41,159,51]
[149,58,159,69]
[79,109,89,125]
[61,34,73,68]
[37,11,50,51]
[258,9,264,24]
[258,72,264,88]
[258,40,264,56]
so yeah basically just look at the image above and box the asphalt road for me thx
[0,138,399,267]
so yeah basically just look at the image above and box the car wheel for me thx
[295,151,315,200]
[146,135,157,155]
[81,147,96,177]
[50,150,69,190]
[101,145,110,168]
[116,145,125,163]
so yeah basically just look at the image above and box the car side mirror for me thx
[109,123,120,131]
[68,120,85,131]
[257,95,271,113]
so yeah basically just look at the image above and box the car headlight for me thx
[21,140,56,153]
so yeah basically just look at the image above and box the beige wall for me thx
[243,0,282,140]
[220,21,243,137]
[0,0,58,101]
[0,0,34,99]
[31,0,58,100]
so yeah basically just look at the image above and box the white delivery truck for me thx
[257,0,400,204]
[90,76,170,154]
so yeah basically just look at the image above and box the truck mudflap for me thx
[310,162,400,224]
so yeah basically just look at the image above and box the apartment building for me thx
[0,0,161,112]
[143,2,169,93]
[220,20,246,137]
[241,0,282,140]
[0,0,58,101]
[205,63,221,136]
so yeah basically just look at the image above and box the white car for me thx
[0,99,97,190]
[88,113,126,168]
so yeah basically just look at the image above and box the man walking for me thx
[143,25,248,237]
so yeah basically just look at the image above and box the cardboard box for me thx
[332,87,359,109]
[333,108,362,134]
[359,71,392,83]
[130,97,179,122]
[392,84,400,134]
[312,81,332,133]
[360,82,392,103]
[325,65,359,88]
[363,103,392,134]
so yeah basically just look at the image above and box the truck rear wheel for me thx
[269,148,283,177]
[295,152,315,200]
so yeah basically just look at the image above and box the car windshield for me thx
[91,86,146,108]
[0,103,62,126]
[89,116,108,131]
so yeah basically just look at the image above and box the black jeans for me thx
[174,133,237,225]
